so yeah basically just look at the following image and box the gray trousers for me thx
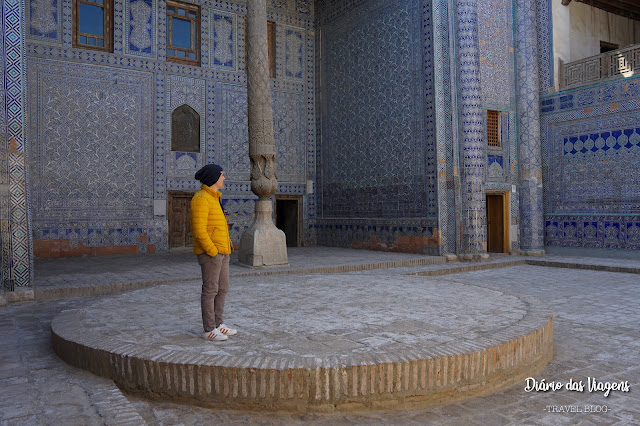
[198,253,230,332]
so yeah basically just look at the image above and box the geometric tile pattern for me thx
[319,0,430,219]
[4,0,32,288]
[1,0,9,290]
[507,111,520,252]
[215,84,307,184]
[432,0,457,254]
[543,112,640,250]
[541,50,640,252]
[33,222,168,251]
[514,0,544,251]
[557,126,640,213]
[8,0,318,285]
[61,0,71,46]
[313,219,438,256]
[456,0,487,253]
[314,0,438,251]
[536,0,553,91]
[27,59,154,221]
[154,73,166,200]
[477,0,514,109]
[26,58,160,254]
[0,139,9,289]
[422,1,436,218]
[545,216,640,251]
[304,23,315,220]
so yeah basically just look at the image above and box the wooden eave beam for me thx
[575,0,640,21]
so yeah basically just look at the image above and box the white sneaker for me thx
[218,324,237,336]
[203,328,228,341]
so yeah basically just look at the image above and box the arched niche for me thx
[171,104,200,152]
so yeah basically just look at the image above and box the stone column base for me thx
[238,200,288,267]
[521,249,546,256]
[459,253,490,262]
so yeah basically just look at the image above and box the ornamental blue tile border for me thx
[4,0,32,287]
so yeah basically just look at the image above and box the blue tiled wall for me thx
[314,0,437,253]
[318,0,432,219]
[24,0,315,255]
[541,76,640,252]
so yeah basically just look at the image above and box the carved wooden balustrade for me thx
[560,44,639,90]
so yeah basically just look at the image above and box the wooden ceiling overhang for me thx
[562,0,640,22]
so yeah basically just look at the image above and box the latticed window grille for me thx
[166,0,200,65]
[487,110,500,148]
[73,0,113,51]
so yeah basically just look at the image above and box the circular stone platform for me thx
[51,273,553,412]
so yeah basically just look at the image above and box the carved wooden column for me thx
[238,0,288,267]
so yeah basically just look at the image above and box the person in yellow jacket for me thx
[191,164,237,341]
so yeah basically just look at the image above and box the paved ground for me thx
[53,274,539,359]
[1,247,640,425]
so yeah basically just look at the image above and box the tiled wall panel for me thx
[21,0,315,260]
[541,76,640,252]
[318,0,433,220]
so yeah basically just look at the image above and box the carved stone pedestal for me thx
[238,200,288,267]
[238,0,288,268]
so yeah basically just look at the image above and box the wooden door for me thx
[168,192,194,248]
[487,194,504,253]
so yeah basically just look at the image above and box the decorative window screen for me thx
[487,110,500,148]
[73,0,113,51]
[166,0,200,65]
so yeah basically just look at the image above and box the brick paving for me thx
[1,247,639,425]
[50,272,552,411]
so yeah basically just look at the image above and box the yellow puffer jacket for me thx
[190,185,232,257]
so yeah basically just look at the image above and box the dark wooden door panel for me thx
[168,193,194,248]
[487,195,504,253]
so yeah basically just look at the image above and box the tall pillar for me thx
[1,0,32,290]
[515,1,544,253]
[433,0,459,255]
[456,0,487,256]
[238,0,288,267]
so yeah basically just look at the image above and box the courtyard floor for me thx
[1,247,639,425]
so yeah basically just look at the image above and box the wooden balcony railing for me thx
[559,44,639,90]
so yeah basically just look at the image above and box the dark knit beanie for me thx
[195,164,223,187]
